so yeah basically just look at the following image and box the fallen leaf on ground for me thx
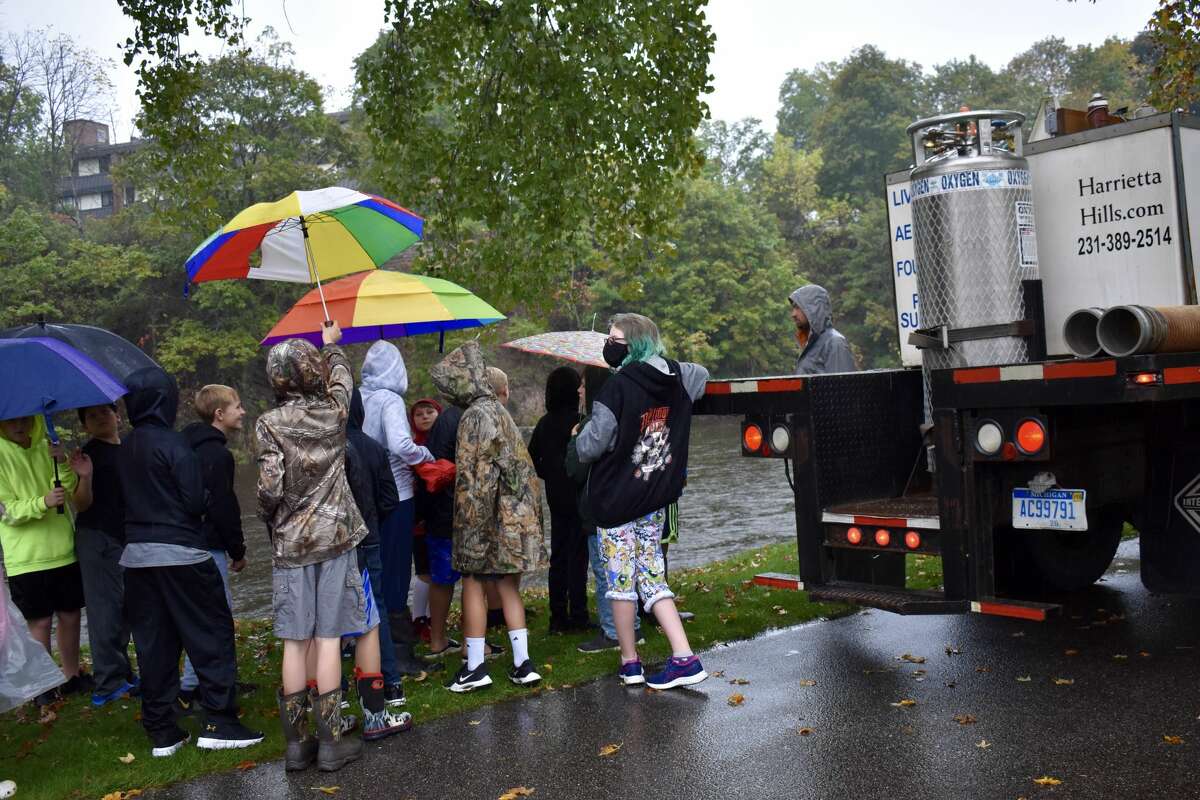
[711,670,725,678]
[945,646,961,655]
[1033,776,1062,786]
[542,664,553,672]
[975,666,992,673]
[410,672,428,683]
[728,693,746,706]
[1016,676,1032,682]
[498,787,535,800]
[598,743,623,757]
[897,653,926,664]
[118,752,136,764]
[912,669,927,677]
[728,678,750,685]
[1064,649,1079,656]
[798,727,814,736]
[469,720,482,726]
[1163,735,1184,745]
[37,708,56,725]
[954,714,977,725]
[236,760,256,771]
[799,679,817,687]
[976,739,991,749]
[313,789,340,796]
[100,791,143,800]
[891,699,917,707]
[1054,678,1075,686]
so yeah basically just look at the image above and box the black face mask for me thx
[603,339,629,369]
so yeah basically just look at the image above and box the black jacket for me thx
[182,422,246,561]
[117,367,207,548]
[586,360,693,528]
[418,404,463,539]
[529,408,582,514]
[346,389,400,547]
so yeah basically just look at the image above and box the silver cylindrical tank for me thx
[908,110,1039,373]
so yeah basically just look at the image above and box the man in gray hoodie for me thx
[789,284,857,375]
[360,341,433,674]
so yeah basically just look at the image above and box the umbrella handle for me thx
[45,412,64,514]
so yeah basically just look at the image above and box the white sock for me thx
[466,637,486,671]
[508,628,530,666]
[411,579,430,619]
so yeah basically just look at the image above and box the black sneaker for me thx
[446,663,492,693]
[484,641,506,660]
[175,689,196,717]
[508,659,542,686]
[424,638,462,661]
[577,632,620,653]
[62,672,95,695]
[151,728,190,758]
[196,720,265,750]
[34,687,63,707]
[385,682,407,707]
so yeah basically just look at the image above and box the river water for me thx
[224,416,797,619]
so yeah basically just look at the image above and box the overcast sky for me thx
[1,0,1159,142]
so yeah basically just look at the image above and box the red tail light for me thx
[874,529,891,547]
[847,527,863,545]
[1015,419,1046,454]
[904,531,921,550]
[742,424,763,452]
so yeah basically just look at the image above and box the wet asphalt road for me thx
[153,541,1200,800]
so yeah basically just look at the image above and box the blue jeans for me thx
[588,533,639,640]
[181,550,231,691]
[380,500,415,615]
[357,544,399,685]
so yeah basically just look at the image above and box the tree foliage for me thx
[1145,0,1200,112]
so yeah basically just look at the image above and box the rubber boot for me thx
[279,689,318,771]
[389,609,431,676]
[313,688,363,772]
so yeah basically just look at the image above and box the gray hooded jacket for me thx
[790,285,857,375]
[361,341,433,501]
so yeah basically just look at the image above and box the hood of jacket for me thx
[618,358,683,404]
[789,284,834,338]
[266,339,328,402]
[182,421,226,449]
[361,340,409,397]
[124,366,179,428]
[431,341,494,408]
[545,366,581,414]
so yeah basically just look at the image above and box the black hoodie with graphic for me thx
[182,422,246,561]
[585,360,695,528]
[117,367,207,548]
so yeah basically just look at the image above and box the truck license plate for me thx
[1012,488,1088,531]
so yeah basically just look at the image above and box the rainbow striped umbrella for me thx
[185,187,423,315]
[262,270,505,347]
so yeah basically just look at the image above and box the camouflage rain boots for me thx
[313,688,363,772]
[278,688,318,771]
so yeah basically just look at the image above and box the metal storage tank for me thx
[908,110,1039,375]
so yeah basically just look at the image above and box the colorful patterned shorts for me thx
[598,508,675,612]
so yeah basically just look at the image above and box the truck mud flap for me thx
[806,584,969,615]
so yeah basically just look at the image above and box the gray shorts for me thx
[272,549,370,640]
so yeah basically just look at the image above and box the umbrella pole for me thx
[300,217,331,324]
[44,412,64,515]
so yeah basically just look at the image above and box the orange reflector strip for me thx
[971,601,1047,621]
[852,515,908,528]
[1043,360,1116,380]
[1164,367,1200,385]
[953,366,1001,384]
[705,382,732,395]
[752,573,804,591]
[757,378,804,393]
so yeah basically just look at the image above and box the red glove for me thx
[414,459,456,493]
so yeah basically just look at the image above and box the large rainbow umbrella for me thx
[262,270,506,347]
[185,187,424,316]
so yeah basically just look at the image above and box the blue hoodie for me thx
[360,341,433,501]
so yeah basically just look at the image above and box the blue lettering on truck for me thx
[895,223,911,241]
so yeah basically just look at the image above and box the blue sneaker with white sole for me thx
[646,656,708,690]
[618,660,645,686]
[92,678,139,707]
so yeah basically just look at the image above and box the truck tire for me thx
[1020,505,1123,592]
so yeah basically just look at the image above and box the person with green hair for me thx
[574,313,709,690]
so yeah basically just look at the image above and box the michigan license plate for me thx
[1012,488,1088,531]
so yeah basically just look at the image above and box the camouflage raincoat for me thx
[256,339,367,568]
[430,342,546,575]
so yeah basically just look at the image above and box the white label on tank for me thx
[912,168,1032,198]
[1016,200,1038,268]
[886,177,922,367]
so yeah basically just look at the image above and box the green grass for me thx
[2,543,943,800]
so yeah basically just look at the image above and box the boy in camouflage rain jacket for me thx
[429,341,547,693]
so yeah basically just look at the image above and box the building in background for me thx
[56,119,145,220]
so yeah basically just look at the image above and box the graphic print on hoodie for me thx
[631,406,673,481]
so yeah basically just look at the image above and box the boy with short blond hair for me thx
[180,384,252,707]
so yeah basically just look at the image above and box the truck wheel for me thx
[1021,505,1123,592]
